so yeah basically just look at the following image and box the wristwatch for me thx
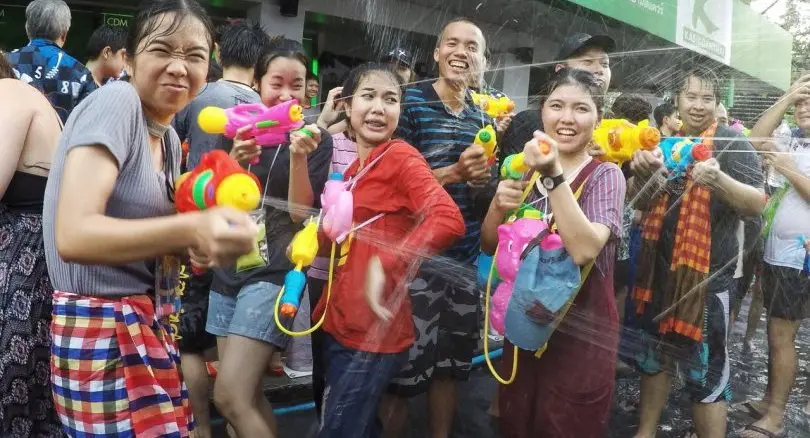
[541,173,566,191]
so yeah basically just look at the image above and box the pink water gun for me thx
[491,209,563,334]
[320,172,353,242]
[197,99,307,163]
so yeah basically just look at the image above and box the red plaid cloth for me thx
[632,123,716,343]
[51,291,193,437]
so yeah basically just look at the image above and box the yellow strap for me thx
[274,242,337,337]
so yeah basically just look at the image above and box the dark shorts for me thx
[319,334,407,438]
[762,262,810,321]
[387,271,480,397]
[633,291,732,403]
[177,270,217,354]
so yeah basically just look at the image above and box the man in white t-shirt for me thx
[742,74,810,438]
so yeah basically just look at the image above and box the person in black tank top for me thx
[0,56,64,437]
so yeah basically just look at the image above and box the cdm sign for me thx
[103,13,132,27]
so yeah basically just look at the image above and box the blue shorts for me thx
[206,281,291,349]
[319,334,407,438]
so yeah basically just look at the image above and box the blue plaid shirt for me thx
[7,38,97,123]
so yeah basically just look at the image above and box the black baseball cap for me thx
[383,47,414,68]
[556,33,616,61]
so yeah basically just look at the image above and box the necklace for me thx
[146,118,170,138]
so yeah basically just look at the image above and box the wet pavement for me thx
[212,294,810,437]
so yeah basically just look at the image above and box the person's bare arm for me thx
[0,82,31,197]
[55,145,207,264]
[288,124,323,223]
[692,158,766,217]
[750,74,810,150]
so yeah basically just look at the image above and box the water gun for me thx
[475,125,498,166]
[799,236,810,278]
[198,100,307,163]
[279,217,320,318]
[175,150,262,214]
[593,119,661,166]
[501,152,529,180]
[659,137,712,179]
[321,172,354,242]
[500,140,551,180]
[471,91,515,118]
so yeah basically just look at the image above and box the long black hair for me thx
[126,0,214,58]
[253,38,309,85]
[339,62,404,141]
[540,68,605,119]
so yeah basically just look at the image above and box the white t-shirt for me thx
[764,130,810,270]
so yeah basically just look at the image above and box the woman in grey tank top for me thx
[41,1,256,436]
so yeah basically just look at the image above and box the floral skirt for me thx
[0,205,63,437]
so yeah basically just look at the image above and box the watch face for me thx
[543,177,554,189]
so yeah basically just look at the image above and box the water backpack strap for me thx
[529,159,601,358]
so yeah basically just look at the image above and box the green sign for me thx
[102,13,132,28]
[567,0,677,41]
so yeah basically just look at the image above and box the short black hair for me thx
[219,22,270,69]
[673,66,721,102]
[86,25,127,60]
[611,93,652,124]
[653,102,676,128]
[306,71,318,82]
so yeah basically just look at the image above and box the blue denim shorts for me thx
[206,281,291,349]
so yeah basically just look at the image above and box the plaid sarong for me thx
[51,291,194,437]
[632,123,716,345]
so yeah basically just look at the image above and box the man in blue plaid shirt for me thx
[7,0,97,124]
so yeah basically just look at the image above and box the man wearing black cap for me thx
[497,32,615,164]
[383,47,416,84]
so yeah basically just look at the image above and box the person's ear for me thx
[554,64,564,72]
[433,47,439,64]
[102,46,113,60]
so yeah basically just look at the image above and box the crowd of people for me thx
[1,0,809,438]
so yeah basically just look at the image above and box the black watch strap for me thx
[542,173,566,191]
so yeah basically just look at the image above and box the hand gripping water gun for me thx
[321,172,354,243]
[500,138,552,180]
[471,91,515,118]
[278,217,320,318]
[197,99,307,164]
[475,124,498,166]
[490,209,564,335]
[658,137,712,179]
[593,119,661,166]
[175,150,262,214]
[175,150,262,274]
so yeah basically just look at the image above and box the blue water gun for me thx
[659,137,712,179]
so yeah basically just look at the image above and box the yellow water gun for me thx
[278,217,320,318]
[593,119,661,166]
[471,92,515,118]
[475,124,498,165]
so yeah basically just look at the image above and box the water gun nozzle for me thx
[198,106,228,134]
